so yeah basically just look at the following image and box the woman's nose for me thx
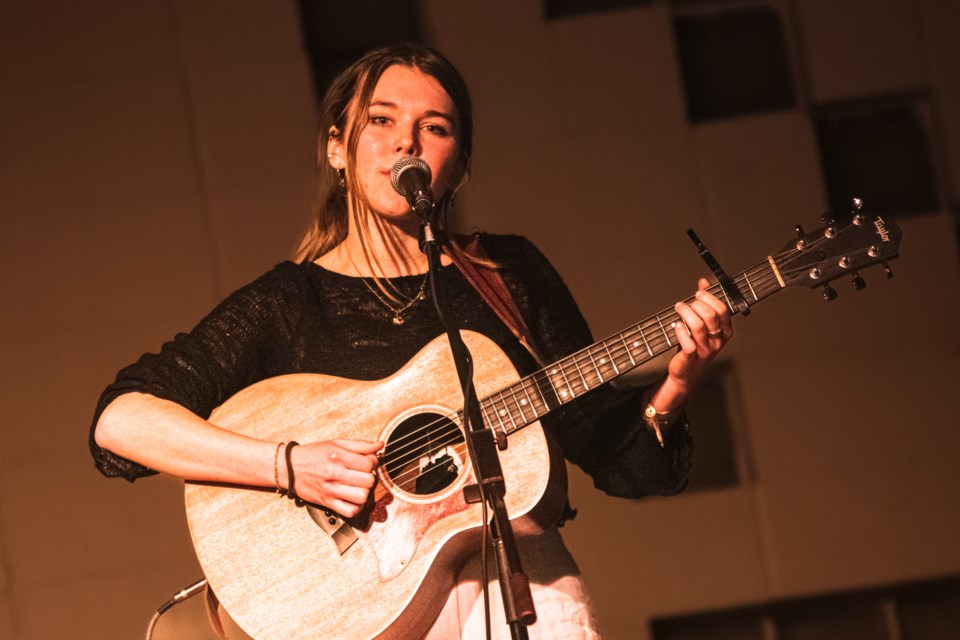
[394,125,419,155]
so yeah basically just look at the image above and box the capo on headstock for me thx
[686,229,751,316]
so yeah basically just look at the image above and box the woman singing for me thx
[91,42,732,639]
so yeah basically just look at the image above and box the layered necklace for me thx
[360,273,428,325]
[346,247,429,325]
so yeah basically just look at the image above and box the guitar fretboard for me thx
[477,258,784,438]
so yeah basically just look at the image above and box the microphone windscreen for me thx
[390,156,432,197]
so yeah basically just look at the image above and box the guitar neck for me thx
[478,257,784,437]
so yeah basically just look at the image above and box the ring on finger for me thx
[708,329,723,337]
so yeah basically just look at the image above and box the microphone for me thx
[390,156,434,219]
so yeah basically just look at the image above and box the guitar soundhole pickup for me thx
[382,412,466,498]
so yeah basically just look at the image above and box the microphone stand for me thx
[417,212,536,640]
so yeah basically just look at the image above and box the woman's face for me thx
[331,65,461,221]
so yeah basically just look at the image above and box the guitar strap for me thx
[443,232,547,368]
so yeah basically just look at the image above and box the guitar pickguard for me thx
[306,505,357,555]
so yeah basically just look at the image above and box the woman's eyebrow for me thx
[423,109,457,124]
[370,100,456,123]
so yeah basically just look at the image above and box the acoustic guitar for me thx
[184,208,901,639]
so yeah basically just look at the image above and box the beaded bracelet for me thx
[273,441,286,494]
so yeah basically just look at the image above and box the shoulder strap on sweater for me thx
[443,233,546,367]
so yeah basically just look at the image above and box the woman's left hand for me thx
[653,277,733,409]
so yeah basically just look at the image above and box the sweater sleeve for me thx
[486,235,693,499]
[88,263,304,481]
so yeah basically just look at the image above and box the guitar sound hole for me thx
[383,413,465,496]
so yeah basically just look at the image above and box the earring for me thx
[337,169,346,190]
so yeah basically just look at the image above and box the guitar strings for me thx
[377,236,837,489]
[378,259,788,484]
[379,262,782,478]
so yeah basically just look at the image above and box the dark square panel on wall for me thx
[814,99,940,217]
[776,600,889,640]
[897,579,960,640]
[545,0,653,20]
[298,0,421,100]
[684,361,740,491]
[674,7,795,122]
[652,575,960,640]
[652,610,766,640]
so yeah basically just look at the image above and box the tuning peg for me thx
[821,212,838,238]
[852,272,866,290]
[823,284,838,301]
[851,198,865,224]
[794,224,807,249]
[881,261,894,279]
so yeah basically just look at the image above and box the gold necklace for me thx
[342,244,429,325]
[359,274,428,325]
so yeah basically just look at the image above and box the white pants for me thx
[423,528,602,639]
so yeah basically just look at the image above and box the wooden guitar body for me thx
[184,331,567,640]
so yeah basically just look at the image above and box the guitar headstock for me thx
[773,199,902,298]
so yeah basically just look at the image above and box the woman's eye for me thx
[424,123,449,137]
[370,115,390,126]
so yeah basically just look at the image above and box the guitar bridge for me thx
[306,505,358,555]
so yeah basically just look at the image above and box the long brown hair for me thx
[294,43,474,264]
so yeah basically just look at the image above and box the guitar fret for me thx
[507,387,527,431]
[586,349,604,386]
[717,286,735,314]
[520,380,542,418]
[479,400,492,426]
[490,398,510,436]
[480,400,504,438]
[552,364,576,401]
[488,393,509,431]
[639,327,654,356]
[620,334,638,365]
[742,272,759,301]
[501,394,520,431]
[656,315,673,347]
[593,347,614,384]
[602,342,620,376]
[571,355,589,392]
[506,387,527,426]
[532,373,559,412]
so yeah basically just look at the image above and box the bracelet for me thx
[273,442,286,493]
[643,403,683,448]
[284,441,303,506]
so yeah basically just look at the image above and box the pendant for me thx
[392,315,405,326]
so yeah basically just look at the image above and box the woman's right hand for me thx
[285,440,384,517]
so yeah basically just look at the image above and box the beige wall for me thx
[1,1,957,639]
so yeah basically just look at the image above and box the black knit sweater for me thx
[89,234,691,498]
